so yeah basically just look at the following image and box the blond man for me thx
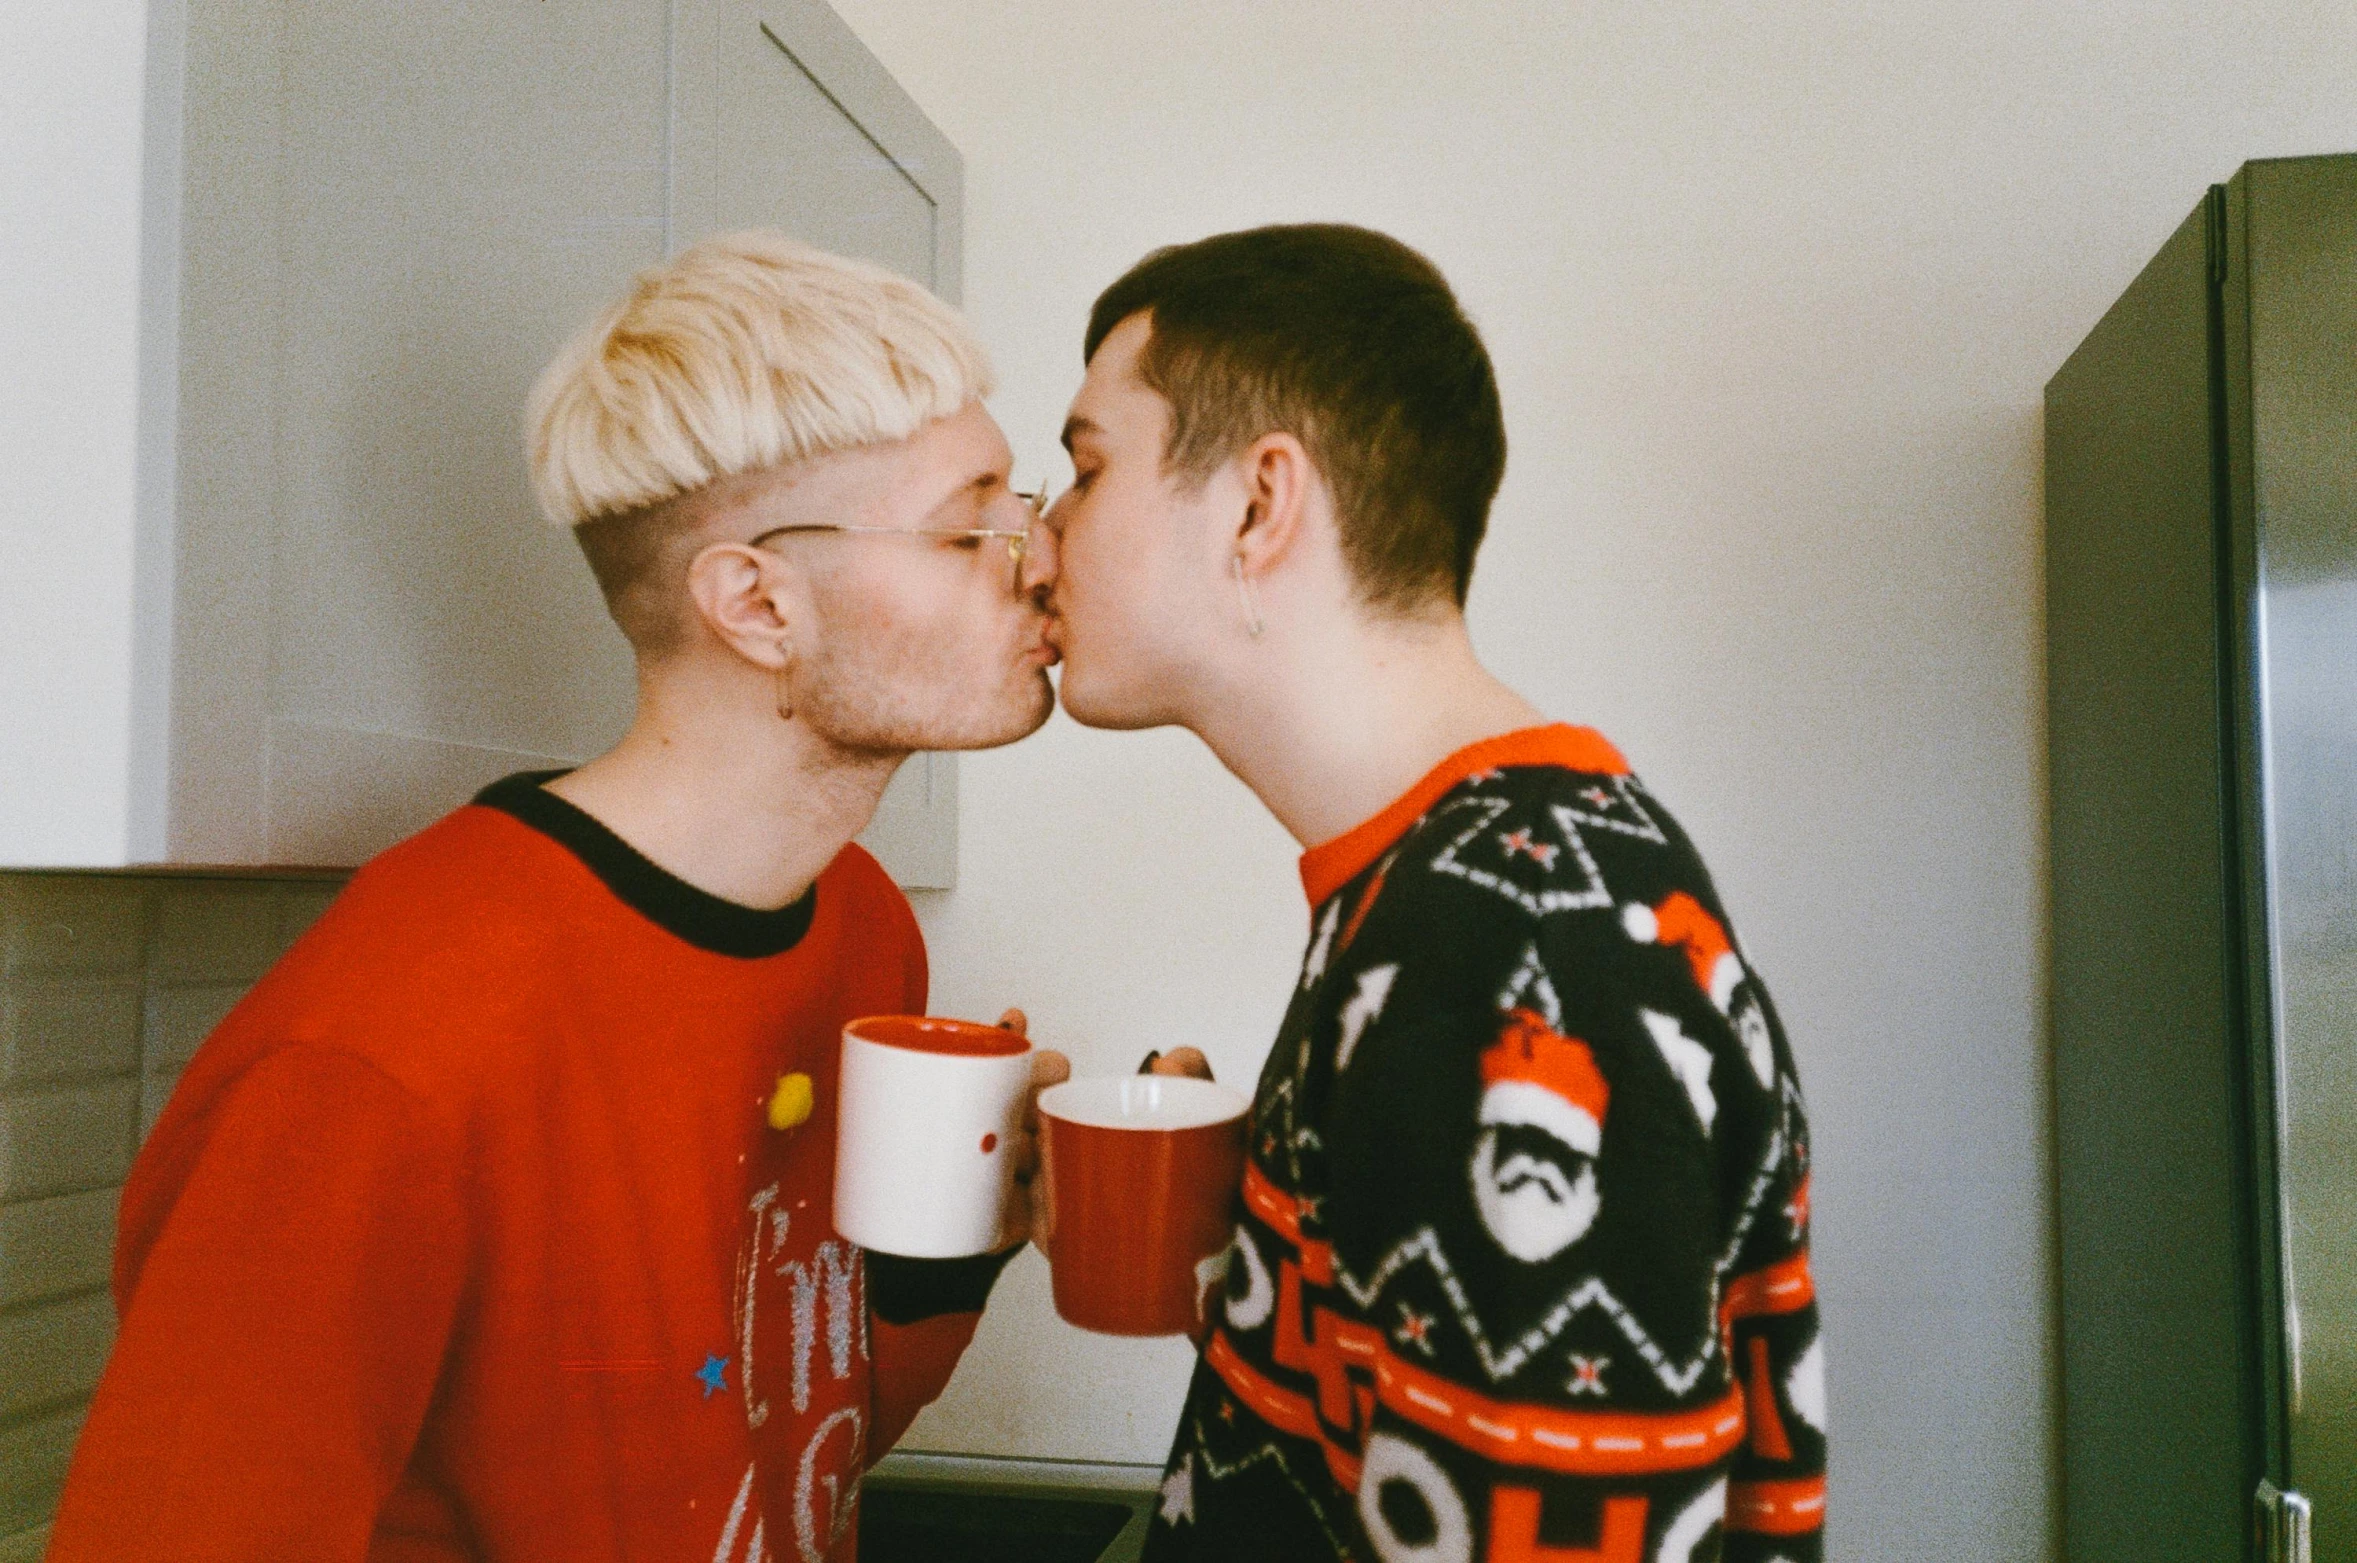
[51,234,1063,1563]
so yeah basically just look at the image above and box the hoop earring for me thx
[1233,554,1265,640]
[775,647,795,722]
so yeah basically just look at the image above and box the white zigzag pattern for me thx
[1494,941,1562,1025]
[1255,1071,1326,1186]
[1426,796,1615,916]
[1183,1418,1357,1555]
[1558,773,1670,844]
[1329,1229,1717,1394]
[1319,1098,1796,1397]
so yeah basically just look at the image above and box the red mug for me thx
[1036,1075,1250,1336]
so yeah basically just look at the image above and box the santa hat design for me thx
[1478,1009,1609,1157]
[1623,891,1745,1014]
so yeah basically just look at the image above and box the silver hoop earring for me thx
[1233,554,1265,640]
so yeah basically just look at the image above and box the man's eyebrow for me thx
[932,468,1003,514]
[1059,416,1102,453]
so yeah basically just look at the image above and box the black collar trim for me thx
[474,771,819,960]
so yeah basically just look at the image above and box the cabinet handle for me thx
[2256,1479,2312,1563]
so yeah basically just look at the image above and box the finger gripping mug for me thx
[1037,1075,1250,1336]
[832,1015,1034,1259]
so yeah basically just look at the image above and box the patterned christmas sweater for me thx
[1144,725,1825,1563]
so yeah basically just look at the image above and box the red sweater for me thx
[49,776,1005,1563]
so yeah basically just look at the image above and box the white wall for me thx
[835,1,2357,1555]
[0,3,154,863]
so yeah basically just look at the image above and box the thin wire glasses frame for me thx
[748,485,1052,593]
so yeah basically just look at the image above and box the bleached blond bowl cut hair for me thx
[525,231,994,651]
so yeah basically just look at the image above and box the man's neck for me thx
[1186,612,1549,852]
[546,677,902,912]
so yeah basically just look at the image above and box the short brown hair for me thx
[1085,225,1506,613]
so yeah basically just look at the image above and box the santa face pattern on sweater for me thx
[1144,727,1825,1563]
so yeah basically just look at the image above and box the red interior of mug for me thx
[846,1015,1029,1058]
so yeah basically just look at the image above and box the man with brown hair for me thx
[1039,225,1826,1563]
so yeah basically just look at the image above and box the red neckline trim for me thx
[1296,724,1628,908]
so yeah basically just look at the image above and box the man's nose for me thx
[1018,511,1060,602]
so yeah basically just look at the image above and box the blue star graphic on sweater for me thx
[695,1354,729,1398]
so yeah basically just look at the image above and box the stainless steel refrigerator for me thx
[2048,152,2356,1563]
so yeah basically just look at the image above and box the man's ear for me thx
[685,543,797,671]
[1232,431,1316,580]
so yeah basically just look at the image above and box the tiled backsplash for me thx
[0,871,347,1560]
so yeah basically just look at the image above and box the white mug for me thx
[832,1015,1034,1258]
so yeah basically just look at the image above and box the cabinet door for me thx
[175,0,665,864]
[167,0,964,885]
[2243,153,2357,1560]
[2047,192,2256,1563]
[679,0,967,888]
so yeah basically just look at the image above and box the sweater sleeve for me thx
[861,1248,1019,1458]
[1323,922,1825,1561]
[46,1045,468,1563]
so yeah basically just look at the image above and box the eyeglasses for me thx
[750,487,1051,595]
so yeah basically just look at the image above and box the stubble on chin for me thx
[986,670,1058,747]
[798,639,1055,755]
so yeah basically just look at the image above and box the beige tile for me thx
[138,1073,179,1143]
[0,1524,53,1563]
[274,878,351,953]
[0,1190,116,1311]
[0,1292,115,1422]
[0,977,142,1087]
[151,882,285,985]
[0,878,148,978]
[0,1400,87,1535]
[0,1083,139,1203]
[143,984,248,1075]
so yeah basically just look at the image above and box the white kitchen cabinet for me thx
[0,0,963,885]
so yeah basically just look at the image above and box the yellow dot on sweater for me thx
[767,1073,814,1132]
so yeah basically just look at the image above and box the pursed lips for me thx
[1027,614,1063,666]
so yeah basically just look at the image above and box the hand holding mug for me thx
[1139,1047,1214,1082]
[996,1008,1069,1250]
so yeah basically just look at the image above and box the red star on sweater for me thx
[1498,828,1560,870]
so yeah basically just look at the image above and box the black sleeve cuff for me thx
[866,1245,1021,1325]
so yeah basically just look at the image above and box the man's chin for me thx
[1053,666,1164,732]
[918,675,1058,752]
